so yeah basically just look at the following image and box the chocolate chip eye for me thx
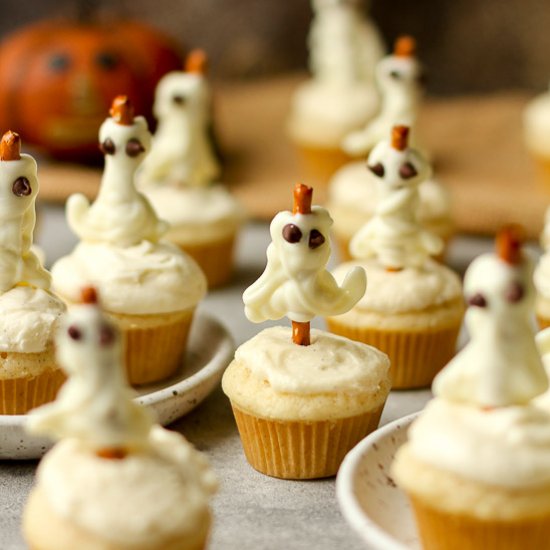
[368,163,385,177]
[68,325,82,340]
[12,177,31,197]
[126,138,145,158]
[99,325,115,346]
[468,293,487,308]
[399,162,418,179]
[506,282,524,303]
[389,70,401,79]
[308,229,325,249]
[282,224,302,244]
[100,138,116,155]
[172,95,186,105]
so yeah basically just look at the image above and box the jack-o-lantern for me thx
[0,19,182,161]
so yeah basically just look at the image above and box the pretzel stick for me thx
[0,131,21,161]
[96,447,127,460]
[496,224,523,265]
[394,35,416,57]
[186,49,208,74]
[110,95,134,125]
[391,125,409,151]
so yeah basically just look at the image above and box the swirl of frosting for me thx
[51,240,207,315]
[524,86,550,157]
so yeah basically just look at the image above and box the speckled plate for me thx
[336,412,421,550]
[0,312,234,460]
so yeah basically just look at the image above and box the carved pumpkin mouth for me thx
[44,117,104,146]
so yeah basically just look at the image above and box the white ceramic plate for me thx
[0,312,234,460]
[337,412,420,550]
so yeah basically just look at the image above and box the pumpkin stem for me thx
[394,35,416,57]
[110,95,134,126]
[185,49,208,74]
[0,131,21,161]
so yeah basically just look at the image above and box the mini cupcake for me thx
[327,126,463,388]
[0,131,66,414]
[222,183,390,479]
[23,288,217,550]
[393,228,550,550]
[138,50,244,287]
[287,0,384,181]
[51,96,207,385]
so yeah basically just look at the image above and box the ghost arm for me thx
[349,219,376,260]
[66,193,91,240]
[342,119,385,156]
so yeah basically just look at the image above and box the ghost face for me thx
[270,206,332,279]
[98,115,151,166]
[0,155,38,219]
[376,55,424,98]
[153,72,208,122]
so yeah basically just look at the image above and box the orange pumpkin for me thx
[0,19,182,161]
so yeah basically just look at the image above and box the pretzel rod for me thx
[385,266,403,273]
[293,182,313,215]
[394,35,416,57]
[185,49,208,74]
[81,286,98,304]
[292,320,311,346]
[96,447,127,460]
[391,125,409,151]
[110,95,134,125]
[0,130,21,161]
[496,224,523,265]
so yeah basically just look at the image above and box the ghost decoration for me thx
[244,183,365,345]
[433,227,548,408]
[343,36,423,156]
[67,95,168,247]
[28,287,153,456]
[349,126,442,269]
[0,131,50,292]
[139,49,220,188]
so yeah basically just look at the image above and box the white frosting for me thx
[407,398,550,489]
[434,251,548,408]
[333,258,461,314]
[524,87,550,157]
[244,205,366,323]
[236,326,389,394]
[35,427,217,546]
[0,287,65,352]
[28,302,153,450]
[349,138,443,268]
[535,250,550,299]
[139,70,220,188]
[67,115,168,247]
[343,49,422,155]
[52,240,206,315]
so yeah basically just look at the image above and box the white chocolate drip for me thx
[342,51,422,155]
[349,138,442,268]
[139,71,220,188]
[28,302,153,451]
[67,115,168,247]
[434,251,548,407]
[0,154,50,292]
[244,206,366,323]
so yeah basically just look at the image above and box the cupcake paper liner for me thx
[410,496,550,550]
[326,319,461,389]
[231,403,384,479]
[296,144,352,184]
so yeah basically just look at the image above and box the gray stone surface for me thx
[0,204,516,549]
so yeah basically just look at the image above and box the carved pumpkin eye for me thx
[96,51,119,71]
[12,177,31,197]
[99,324,115,346]
[368,163,385,177]
[100,138,116,155]
[68,325,82,340]
[49,53,71,72]
[399,162,418,179]
[126,138,145,158]
[308,229,325,249]
[173,95,186,105]
[468,293,487,308]
[282,224,302,244]
[505,282,524,303]
[389,70,401,79]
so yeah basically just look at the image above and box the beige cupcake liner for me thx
[0,368,65,415]
[231,403,385,479]
[410,496,550,550]
[108,309,195,386]
[295,144,353,184]
[326,320,460,389]
[176,233,237,289]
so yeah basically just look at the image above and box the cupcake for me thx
[51,96,207,385]
[0,131,66,414]
[23,288,217,550]
[138,50,244,287]
[392,228,550,550]
[287,0,384,181]
[326,126,463,389]
[222,183,390,479]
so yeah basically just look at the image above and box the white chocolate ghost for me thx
[0,152,50,292]
[67,114,168,247]
[343,41,422,156]
[433,251,548,408]
[139,70,220,188]
[28,299,154,452]
[349,135,442,268]
[244,206,366,323]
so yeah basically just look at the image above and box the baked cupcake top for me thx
[52,96,206,314]
[0,131,65,353]
[28,289,217,545]
[524,84,550,157]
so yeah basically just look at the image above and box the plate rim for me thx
[336,411,420,550]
